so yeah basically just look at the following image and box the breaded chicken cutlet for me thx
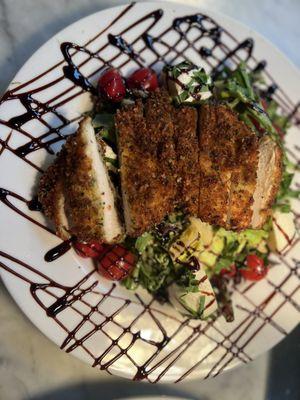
[117,91,282,234]
[172,106,199,216]
[38,117,124,243]
[116,90,176,237]
[39,89,282,242]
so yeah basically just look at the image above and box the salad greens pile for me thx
[122,213,200,298]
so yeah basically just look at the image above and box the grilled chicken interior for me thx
[38,117,124,243]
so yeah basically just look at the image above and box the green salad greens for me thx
[122,213,200,298]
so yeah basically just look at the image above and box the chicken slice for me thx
[171,106,199,215]
[251,136,282,228]
[198,104,234,226]
[62,116,124,243]
[198,104,282,230]
[38,148,69,240]
[116,89,176,237]
[225,109,259,230]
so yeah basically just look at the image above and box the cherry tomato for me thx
[98,68,126,102]
[241,254,269,281]
[221,263,236,278]
[127,68,158,92]
[97,245,135,281]
[74,241,106,258]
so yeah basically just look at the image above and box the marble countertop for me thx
[0,1,299,399]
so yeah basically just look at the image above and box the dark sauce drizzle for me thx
[0,3,299,382]
[44,238,75,262]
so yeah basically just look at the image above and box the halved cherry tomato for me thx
[127,68,158,92]
[241,254,269,281]
[221,263,236,278]
[98,68,126,102]
[97,245,135,281]
[74,241,106,258]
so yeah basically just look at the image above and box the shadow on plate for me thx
[265,324,300,400]
[28,380,202,400]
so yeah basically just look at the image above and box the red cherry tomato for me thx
[241,254,269,281]
[74,241,106,258]
[97,245,135,281]
[127,68,158,92]
[98,68,126,102]
[221,263,236,278]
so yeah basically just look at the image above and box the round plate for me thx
[0,1,299,383]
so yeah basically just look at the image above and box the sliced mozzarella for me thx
[166,69,212,103]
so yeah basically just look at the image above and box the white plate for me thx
[0,1,299,383]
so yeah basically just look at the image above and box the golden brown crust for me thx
[63,118,105,242]
[226,111,259,230]
[198,104,259,230]
[198,104,233,226]
[116,89,176,236]
[171,106,199,215]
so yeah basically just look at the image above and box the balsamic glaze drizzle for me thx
[44,238,74,262]
[0,3,299,382]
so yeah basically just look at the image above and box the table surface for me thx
[0,1,299,399]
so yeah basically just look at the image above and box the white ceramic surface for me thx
[0,1,299,383]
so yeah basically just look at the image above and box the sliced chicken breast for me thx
[116,89,176,237]
[63,117,124,243]
[171,106,199,215]
[198,104,234,226]
[224,108,259,230]
[38,148,69,240]
[251,135,282,228]
[198,104,282,230]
